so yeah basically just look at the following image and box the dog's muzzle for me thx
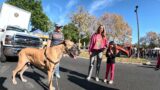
[65,44,80,59]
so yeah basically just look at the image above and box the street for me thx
[0,57,160,90]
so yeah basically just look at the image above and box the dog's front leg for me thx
[48,70,55,90]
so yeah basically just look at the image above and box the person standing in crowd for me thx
[104,41,119,84]
[47,24,64,78]
[155,51,160,70]
[86,25,108,82]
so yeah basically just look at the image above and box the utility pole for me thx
[135,5,140,59]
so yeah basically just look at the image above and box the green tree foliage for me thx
[62,23,79,43]
[6,0,51,32]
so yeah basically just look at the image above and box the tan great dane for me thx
[12,40,79,90]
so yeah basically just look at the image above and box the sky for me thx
[0,0,160,44]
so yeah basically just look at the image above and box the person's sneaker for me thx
[95,77,99,82]
[103,79,107,83]
[55,74,60,79]
[86,77,91,81]
[108,80,113,84]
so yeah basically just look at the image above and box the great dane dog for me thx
[12,40,80,90]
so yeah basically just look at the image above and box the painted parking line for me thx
[0,64,11,74]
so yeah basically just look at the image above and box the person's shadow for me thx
[60,67,119,90]
[60,67,87,78]
[137,64,156,70]
[0,77,8,90]
[68,75,119,90]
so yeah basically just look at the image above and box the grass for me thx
[79,50,149,64]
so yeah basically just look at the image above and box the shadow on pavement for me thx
[24,71,48,90]
[137,65,156,69]
[0,77,8,90]
[60,67,87,78]
[68,75,119,90]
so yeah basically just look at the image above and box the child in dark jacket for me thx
[104,41,118,84]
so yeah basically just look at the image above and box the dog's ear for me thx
[61,40,66,46]
[64,40,74,49]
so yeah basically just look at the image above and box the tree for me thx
[99,13,132,44]
[71,6,97,36]
[146,32,159,48]
[6,0,51,32]
[62,23,79,43]
[158,34,160,47]
[71,6,96,48]
[140,36,148,48]
[140,31,159,48]
[71,6,132,46]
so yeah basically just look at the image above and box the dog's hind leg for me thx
[12,60,27,85]
[19,65,28,82]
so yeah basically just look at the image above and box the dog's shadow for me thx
[23,71,48,90]
[0,77,8,90]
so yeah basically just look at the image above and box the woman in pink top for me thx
[86,25,108,81]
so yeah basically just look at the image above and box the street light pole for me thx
[135,5,140,59]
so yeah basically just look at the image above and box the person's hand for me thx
[89,52,92,55]
[110,50,113,54]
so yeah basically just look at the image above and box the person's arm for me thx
[106,49,111,58]
[47,40,51,47]
[88,34,95,55]
[47,32,52,47]
[60,32,65,43]
[109,47,118,58]
[104,37,108,48]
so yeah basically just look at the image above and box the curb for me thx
[77,56,149,65]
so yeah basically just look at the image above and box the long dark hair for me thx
[108,41,117,55]
[96,25,106,38]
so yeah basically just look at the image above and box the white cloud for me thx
[66,0,77,9]
[89,0,109,14]
[44,4,51,13]
[52,3,62,13]
[88,0,126,14]
[57,0,78,25]
[57,11,69,25]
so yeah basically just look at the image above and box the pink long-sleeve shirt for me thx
[88,33,108,52]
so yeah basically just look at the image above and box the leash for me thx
[55,76,60,90]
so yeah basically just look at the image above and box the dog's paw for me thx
[22,79,27,82]
[12,80,17,85]
[50,86,55,90]
[52,87,55,90]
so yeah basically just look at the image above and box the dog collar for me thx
[44,48,60,65]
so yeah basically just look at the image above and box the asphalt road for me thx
[0,57,160,90]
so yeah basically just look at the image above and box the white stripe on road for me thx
[0,65,11,74]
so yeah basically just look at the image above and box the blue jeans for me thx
[54,63,60,76]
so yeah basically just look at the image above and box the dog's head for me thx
[64,40,80,59]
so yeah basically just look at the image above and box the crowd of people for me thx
[131,47,160,59]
